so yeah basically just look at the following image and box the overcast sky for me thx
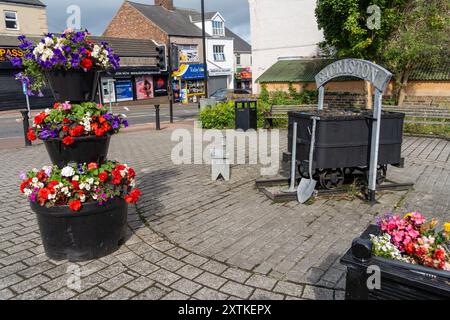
[41,0,251,43]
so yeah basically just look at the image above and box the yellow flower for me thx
[404,213,413,219]
[444,222,450,233]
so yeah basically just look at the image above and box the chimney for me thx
[155,0,174,10]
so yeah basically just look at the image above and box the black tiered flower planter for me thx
[46,70,100,102]
[44,135,111,168]
[31,198,128,262]
[341,225,450,300]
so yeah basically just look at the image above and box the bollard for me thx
[20,110,32,147]
[154,105,161,130]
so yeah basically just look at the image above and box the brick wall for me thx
[103,2,168,44]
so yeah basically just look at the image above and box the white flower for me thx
[44,37,54,46]
[72,175,79,182]
[24,189,32,196]
[88,178,94,185]
[44,108,51,115]
[80,194,86,203]
[32,177,38,183]
[61,166,75,177]
[93,194,98,200]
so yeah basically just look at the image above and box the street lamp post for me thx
[201,0,209,98]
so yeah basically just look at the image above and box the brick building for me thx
[104,0,251,101]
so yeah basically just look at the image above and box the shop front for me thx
[99,67,169,105]
[208,68,233,96]
[235,67,253,90]
[172,63,206,104]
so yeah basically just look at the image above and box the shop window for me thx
[213,45,225,62]
[4,11,18,30]
[212,20,224,36]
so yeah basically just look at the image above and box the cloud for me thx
[41,0,250,42]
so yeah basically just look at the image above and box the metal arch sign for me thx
[313,59,394,203]
[315,59,392,92]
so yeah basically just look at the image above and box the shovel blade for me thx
[297,179,317,204]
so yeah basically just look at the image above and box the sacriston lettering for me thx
[315,59,392,92]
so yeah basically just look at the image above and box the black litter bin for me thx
[235,100,257,131]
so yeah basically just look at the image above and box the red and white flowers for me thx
[27,102,128,145]
[372,213,449,270]
[20,161,141,212]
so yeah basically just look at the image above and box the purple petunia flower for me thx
[11,57,23,68]
[29,193,37,203]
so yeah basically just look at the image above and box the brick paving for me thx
[0,127,449,300]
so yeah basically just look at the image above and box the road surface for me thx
[0,104,199,139]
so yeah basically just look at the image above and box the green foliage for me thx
[199,101,235,129]
[259,84,270,103]
[315,0,408,60]
[199,100,270,130]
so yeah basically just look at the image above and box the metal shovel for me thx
[297,117,319,203]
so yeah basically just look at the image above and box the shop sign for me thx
[236,67,252,80]
[115,67,160,77]
[178,45,199,63]
[0,47,23,63]
[173,63,205,80]
[115,80,134,102]
[135,76,154,100]
[209,68,232,76]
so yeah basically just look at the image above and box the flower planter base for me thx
[44,135,111,168]
[31,198,128,262]
[45,70,100,103]
[341,225,450,300]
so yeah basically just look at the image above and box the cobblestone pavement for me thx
[0,128,449,300]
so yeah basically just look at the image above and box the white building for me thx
[248,0,324,93]
[191,12,235,94]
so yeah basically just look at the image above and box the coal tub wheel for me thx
[319,169,345,190]
[364,165,388,186]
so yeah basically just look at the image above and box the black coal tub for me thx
[288,110,405,171]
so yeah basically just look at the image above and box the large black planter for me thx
[288,111,405,169]
[31,198,128,262]
[341,225,450,300]
[44,135,111,168]
[45,70,99,103]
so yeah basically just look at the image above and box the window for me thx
[4,11,18,30]
[212,20,224,36]
[236,53,241,66]
[213,45,225,61]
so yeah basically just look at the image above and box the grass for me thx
[404,117,450,138]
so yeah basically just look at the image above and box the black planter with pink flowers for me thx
[44,135,111,168]
[31,198,128,262]
[341,225,450,300]
[45,70,100,103]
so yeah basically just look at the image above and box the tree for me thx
[315,0,449,106]
[316,0,407,60]
[382,0,449,106]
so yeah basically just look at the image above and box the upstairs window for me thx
[212,20,224,36]
[213,45,225,61]
[4,11,18,30]
[236,53,241,66]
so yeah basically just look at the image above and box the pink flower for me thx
[61,102,72,111]
[64,28,73,34]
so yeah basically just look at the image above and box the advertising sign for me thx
[0,47,23,63]
[153,75,168,97]
[135,76,154,100]
[178,45,199,63]
[173,64,205,80]
[115,80,134,102]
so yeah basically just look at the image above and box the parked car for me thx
[210,89,251,102]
